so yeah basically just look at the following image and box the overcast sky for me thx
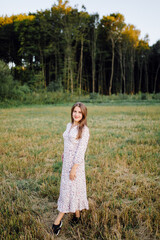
[0,0,160,46]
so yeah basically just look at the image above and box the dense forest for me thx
[0,0,160,97]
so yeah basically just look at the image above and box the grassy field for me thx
[0,103,160,240]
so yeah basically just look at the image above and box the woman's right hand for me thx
[62,153,64,162]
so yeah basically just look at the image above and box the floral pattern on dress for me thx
[57,123,89,213]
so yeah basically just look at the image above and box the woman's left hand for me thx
[69,166,76,181]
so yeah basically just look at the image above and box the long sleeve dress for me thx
[57,123,89,213]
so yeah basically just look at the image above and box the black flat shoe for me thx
[52,221,63,235]
[70,215,81,226]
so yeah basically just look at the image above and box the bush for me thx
[0,60,14,99]
[12,67,45,91]
[27,73,45,91]
[117,93,129,100]
[152,93,160,100]
[47,80,63,92]
[11,84,31,100]
[90,92,99,99]
[141,93,147,100]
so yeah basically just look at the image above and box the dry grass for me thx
[0,104,159,239]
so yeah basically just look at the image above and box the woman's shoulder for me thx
[67,122,72,128]
[84,124,89,130]
[83,125,89,134]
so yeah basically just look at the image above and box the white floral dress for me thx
[57,123,89,213]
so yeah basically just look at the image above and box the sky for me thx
[0,0,160,46]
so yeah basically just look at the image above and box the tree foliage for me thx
[0,1,159,97]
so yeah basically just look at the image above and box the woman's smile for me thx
[73,106,83,123]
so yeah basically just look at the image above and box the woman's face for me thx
[72,106,83,124]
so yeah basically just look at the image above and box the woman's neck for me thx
[73,121,79,126]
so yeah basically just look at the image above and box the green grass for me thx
[0,104,160,239]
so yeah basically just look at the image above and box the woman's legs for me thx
[54,210,80,225]
[75,210,80,218]
[54,212,65,225]
[70,210,81,226]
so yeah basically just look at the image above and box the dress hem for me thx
[57,206,89,213]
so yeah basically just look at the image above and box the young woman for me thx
[52,102,90,235]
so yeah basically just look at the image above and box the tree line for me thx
[0,0,160,95]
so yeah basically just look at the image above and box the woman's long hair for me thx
[71,102,87,139]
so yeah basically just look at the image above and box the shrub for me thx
[152,93,160,100]
[141,93,147,100]
[12,67,45,91]
[0,60,14,99]
[117,93,129,100]
[47,80,63,92]
[11,84,31,100]
[90,92,100,100]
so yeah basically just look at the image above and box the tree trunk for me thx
[68,53,73,93]
[109,37,115,95]
[67,56,70,91]
[130,48,135,94]
[71,67,73,94]
[139,61,143,93]
[154,63,160,93]
[145,59,148,92]
[77,36,84,94]
[91,27,97,93]
[92,46,95,93]
[49,58,51,85]
[98,53,103,94]
[122,53,126,94]
[64,54,67,90]
[55,53,58,83]
[119,45,123,94]
[79,36,84,95]
[39,44,46,88]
